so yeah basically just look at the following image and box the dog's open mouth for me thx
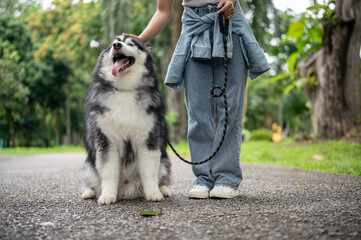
[112,54,135,77]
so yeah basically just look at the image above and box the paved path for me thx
[0,153,360,240]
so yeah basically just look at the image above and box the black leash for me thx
[167,14,230,165]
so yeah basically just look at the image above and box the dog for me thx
[81,35,171,204]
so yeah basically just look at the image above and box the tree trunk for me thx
[165,0,187,143]
[299,0,361,139]
[6,108,16,147]
[65,81,71,145]
[17,123,32,147]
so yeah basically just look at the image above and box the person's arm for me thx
[124,0,174,43]
[217,0,237,19]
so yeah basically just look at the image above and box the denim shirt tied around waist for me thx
[164,3,271,92]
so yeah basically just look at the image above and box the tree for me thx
[0,0,39,16]
[0,15,32,147]
[298,0,361,138]
[240,0,276,50]
[26,0,103,145]
[0,45,30,147]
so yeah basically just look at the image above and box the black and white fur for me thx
[82,35,171,204]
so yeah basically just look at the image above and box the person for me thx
[124,0,270,199]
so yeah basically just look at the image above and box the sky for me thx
[272,0,311,13]
[40,0,312,13]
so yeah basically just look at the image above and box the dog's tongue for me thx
[112,58,127,77]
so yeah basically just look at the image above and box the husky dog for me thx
[81,35,171,204]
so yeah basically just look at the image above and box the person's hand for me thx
[217,0,236,19]
[122,33,145,43]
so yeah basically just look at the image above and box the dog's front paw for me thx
[82,189,96,199]
[98,192,117,205]
[159,185,172,197]
[145,190,164,202]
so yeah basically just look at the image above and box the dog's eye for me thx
[127,43,134,47]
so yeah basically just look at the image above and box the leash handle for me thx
[167,14,230,165]
[218,13,229,35]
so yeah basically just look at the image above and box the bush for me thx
[250,128,272,141]
[242,128,252,142]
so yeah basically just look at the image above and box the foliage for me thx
[25,0,103,146]
[0,47,30,137]
[240,0,277,50]
[0,14,32,146]
[266,10,298,74]
[246,2,336,136]
[274,0,335,91]
[246,73,279,130]
[249,128,272,142]
[26,0,102,71]
[242,128,251,142]
[0,0,40,17]
[101,0,155,41]
[0,0,103,147]
[284,1,335,72]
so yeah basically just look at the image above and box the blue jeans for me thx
[184,4,248,189]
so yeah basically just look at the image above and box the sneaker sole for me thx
[209,191,239,199]
[188,192,209,199]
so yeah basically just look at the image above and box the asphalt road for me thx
[0,153,360,240]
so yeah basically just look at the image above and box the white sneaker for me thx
[209,185,240,199]
[188,185,210,199]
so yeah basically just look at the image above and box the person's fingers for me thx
[122,33,144,43]
[216,0,225,9]
[223,8,235,19]
[217,1,234,18]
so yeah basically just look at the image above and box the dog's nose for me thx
[113,42,122,50]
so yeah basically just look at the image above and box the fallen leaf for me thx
[297,185,305,188]
[140,210,163,217]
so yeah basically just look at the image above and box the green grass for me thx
[168,140,361,176]
[0,145,85,155]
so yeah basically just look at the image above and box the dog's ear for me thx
[146,44,152,53]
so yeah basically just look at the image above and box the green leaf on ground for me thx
[140,210,163,217]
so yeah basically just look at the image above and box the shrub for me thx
[250,128,272,141]
[242,128,252,142]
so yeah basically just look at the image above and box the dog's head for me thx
[104,35,152,77]
[95,35,156,89]
[110,35,151,77]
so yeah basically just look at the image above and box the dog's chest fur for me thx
[96,90,154,144]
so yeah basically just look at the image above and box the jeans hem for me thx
[194,180,213,190]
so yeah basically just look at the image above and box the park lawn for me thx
[0,145,85,155]
[168,140,361,176]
